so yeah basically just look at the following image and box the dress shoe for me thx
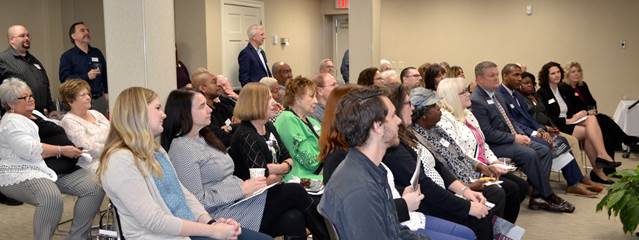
[0,193,23,206]
[595,157,621,169]
[566,184,598,198]
[590,171,615,185]
[528,197,550,211]
[546,194,576,213]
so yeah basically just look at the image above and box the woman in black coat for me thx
[537,61,619,184]
[564,61,639,148]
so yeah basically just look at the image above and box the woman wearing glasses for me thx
[0,78,104,240]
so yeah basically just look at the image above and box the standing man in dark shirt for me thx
[59,22,108,115]
[0,25,57,115]
[318,88,428,240]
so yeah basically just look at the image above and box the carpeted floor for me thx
[1,152,637,240]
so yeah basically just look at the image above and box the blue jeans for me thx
[191,227,273,240]
[414,216,477,240]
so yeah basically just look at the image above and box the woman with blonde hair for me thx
[98,87,249,240]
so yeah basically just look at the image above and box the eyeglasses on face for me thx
[17,94,34,101]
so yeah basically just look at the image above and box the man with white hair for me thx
[238,24,271,86]
[309,73,337,121]
[381,70,400,84]
[319,58,334,76]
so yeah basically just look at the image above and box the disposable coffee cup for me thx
[249,168,265,179]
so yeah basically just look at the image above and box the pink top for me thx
[465,121,488,164]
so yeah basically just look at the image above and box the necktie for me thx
[493,96,517,134]
[260,50,272,77]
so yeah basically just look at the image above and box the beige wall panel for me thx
[380,0,639,114]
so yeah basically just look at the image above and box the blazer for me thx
[470,86,520,145]
[536,83,585,129]
[237,43,271,86]
[497,85,544,136]
[570,81,597,110]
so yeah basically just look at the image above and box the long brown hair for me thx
[385,83,417,148]
[318,84,362,162]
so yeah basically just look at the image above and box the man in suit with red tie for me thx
[238,24,272,86]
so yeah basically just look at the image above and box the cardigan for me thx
[60,110,110,171]
[168,136,266,231]
[229,121,291,180]
[0,113,57,186]
[101,149,209,240]
[273,111,322,181]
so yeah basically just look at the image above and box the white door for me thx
[332,15,349,84]
[222,1,263,89]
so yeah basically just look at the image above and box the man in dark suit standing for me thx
[470,61,574,213]
[238,24,271,86]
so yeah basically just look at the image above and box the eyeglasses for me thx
[458,89,470,95]
[17,94,34,101]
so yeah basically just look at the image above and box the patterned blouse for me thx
[414,124,480,184]
[437,110,498,164]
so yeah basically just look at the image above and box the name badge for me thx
[548,98,556,104]
[509,104,515,109]
[486,99,494,105]
[91,57,99,62]
[33,63,41,70]
[439,138,450,148]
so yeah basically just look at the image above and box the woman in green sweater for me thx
[274,76,322,181]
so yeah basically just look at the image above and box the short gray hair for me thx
[246,24,263,38]
[474,61,497,78]
[259,77,278,88]
[0,78,31,110]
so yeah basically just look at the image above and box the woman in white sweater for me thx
[98,87,269,240]
[59,79,110,172]
[0,78,104,240]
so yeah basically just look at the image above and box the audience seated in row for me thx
[97,87,269,240]
[0,78,104,239]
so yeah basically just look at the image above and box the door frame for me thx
[220,0,265,89]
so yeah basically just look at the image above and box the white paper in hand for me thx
[410,158,422,190]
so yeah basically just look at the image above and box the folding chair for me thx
[317,205,340,240]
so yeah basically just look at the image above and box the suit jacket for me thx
[497,85,544,136]
[536,83,585,128]
[237,43,271,86]
[571,81,597,110]
[470,86,521,145]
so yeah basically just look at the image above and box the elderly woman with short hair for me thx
[59,79,110,172]
[274,76,322,181]
[0,78,104,240]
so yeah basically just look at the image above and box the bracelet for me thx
[283,161,292,172]
[207,219,216,225]
[56,146,62,158]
